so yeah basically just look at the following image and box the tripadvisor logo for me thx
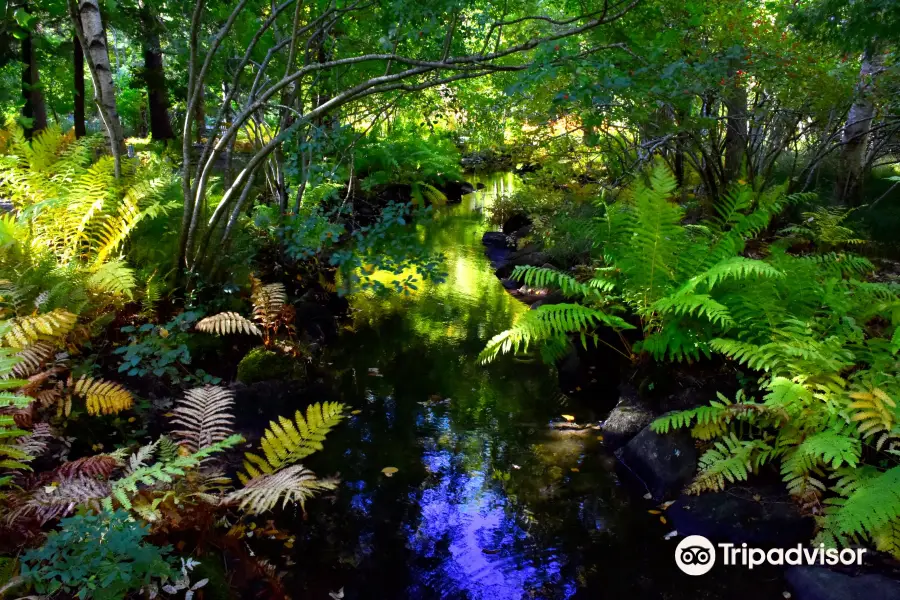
[674,535,866,576]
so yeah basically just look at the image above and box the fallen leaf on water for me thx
[570,467,580,473]
[511,464,521,470]
[643,493,652,500]
[329,588,345,600]
[561,414,575,422]
[381,466,399,477]
[659,516,667,524]
[782,593,791,599]
[597,435,604,441]
[351,410,361,415]
[659,500,675,510]
[664,530,679,540]
[648,510,662,515]
[481,548,501,555]
[753,494,762,502]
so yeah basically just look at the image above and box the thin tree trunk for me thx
[723,65,748,187]
[835,48,881,205]
[73,34,87,138]
[139,1,174,141]
[21,27,48,139]
[70,0,125,178]
[194,90,205,144]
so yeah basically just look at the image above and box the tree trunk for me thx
[21,28,48,139]
[139,1,174,141]
[71,0,125,177]
[73,34,86,138]
[194,90,205,144]
[723,66,748,187]
[835,49,881,205]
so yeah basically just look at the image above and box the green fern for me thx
[478,303,634,364]
[239,401,347,483]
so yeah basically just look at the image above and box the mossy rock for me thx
[236,346,303,384]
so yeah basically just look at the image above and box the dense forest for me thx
[0,0,898,598]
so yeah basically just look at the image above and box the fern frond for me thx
[250,278,287,328]
[71,376,133,415]
[86,260,136,299]
[227,465,338,515]
[196,312,262,337]
[2,309,77,349]
[478,303,634,364]
[510,265,599,299]
[240,401,347,482]
[170,386,236,453]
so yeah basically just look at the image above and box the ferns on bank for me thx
[239,401,347,482]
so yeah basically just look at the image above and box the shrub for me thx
[21,510,177,599]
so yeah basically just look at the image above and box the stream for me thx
[289,173,785,599]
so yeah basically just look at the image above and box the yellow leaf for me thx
[659,516,667,524]
[158,327,169,339]
[351,410,361,415]
[382,466,399,477]
[561,414,575,422]
[571,467,580,473]
[648,510,661,515]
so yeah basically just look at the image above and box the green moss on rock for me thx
[236,346,303,384]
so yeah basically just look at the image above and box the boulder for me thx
[502,214,531,235]
[236,346,304,385]
[785,567,900,600]
[443,180,476,203]
[600,391,655,450]
[667,485,814,547]
[615,424,697,500]
[495,245,550,278]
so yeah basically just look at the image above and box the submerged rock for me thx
[667,485,814,547]
[601,390,655,450]
[785,567,900,600]
[615,423,697,500]
[482,231,510,248]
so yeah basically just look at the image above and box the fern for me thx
[2,310,77,349]
[479,303,634,363]
[71,376,134,415]
[688,434,775,493]
[170,386,236,452]
[227,465,338,515]
[510,265,600,299]
[104,435,243,511]
[240,401,347,483]
[196,312,262,337]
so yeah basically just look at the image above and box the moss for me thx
[236,346,303,384]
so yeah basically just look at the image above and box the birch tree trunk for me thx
[835,49,882,205]
[70,0,124,178]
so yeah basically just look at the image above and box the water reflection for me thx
[292,173,777,599]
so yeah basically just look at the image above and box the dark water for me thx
[291,174,786,599]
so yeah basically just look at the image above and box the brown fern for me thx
[227,465,338,515]
[170,386,236,452]
[196,312,262,337]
